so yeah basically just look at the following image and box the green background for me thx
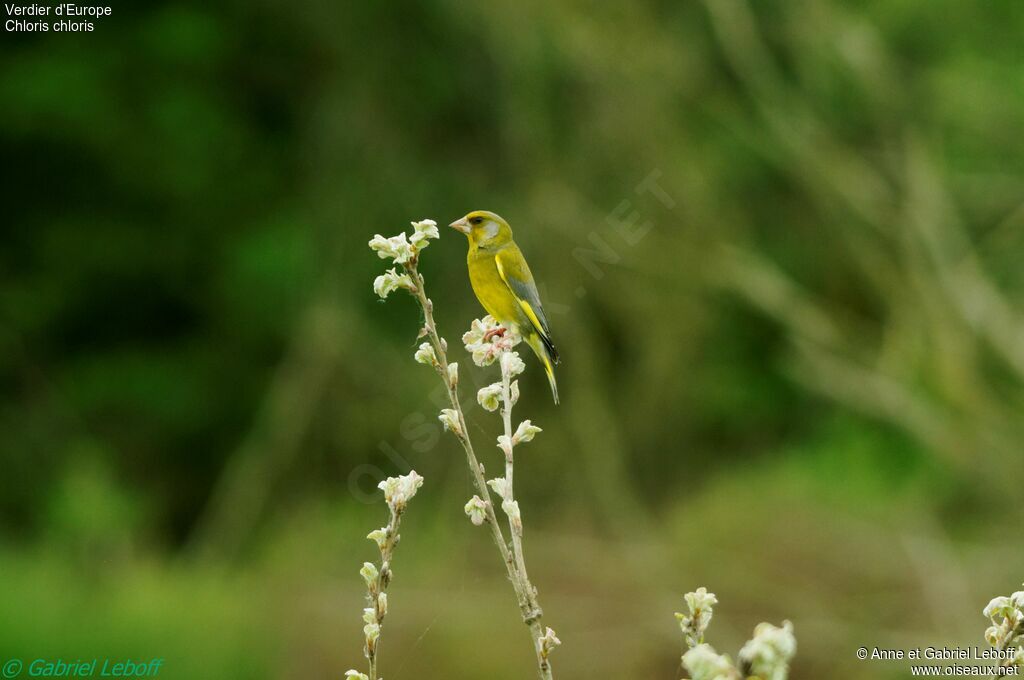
[1,1,1022,678]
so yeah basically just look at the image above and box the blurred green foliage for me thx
[1,0,1022,678]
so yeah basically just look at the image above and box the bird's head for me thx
[449,210,513,247]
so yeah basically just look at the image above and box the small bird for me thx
[450,210,560,404]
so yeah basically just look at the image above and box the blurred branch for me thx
[790,342,958,460]
[903,138,1024,379]
[712,245,965,467]
[704,0,1024,489]
[704,0,897,231]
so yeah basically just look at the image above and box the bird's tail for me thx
[526,332,559,405]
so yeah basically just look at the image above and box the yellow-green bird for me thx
[449,210,560,404]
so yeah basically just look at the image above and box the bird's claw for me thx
[483,327,507,341]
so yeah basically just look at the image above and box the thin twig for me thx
[499,352,550,673]
[350,471,423,680]
[366,504,404,679]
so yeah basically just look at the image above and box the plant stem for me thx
[405,262,554,680]
[500,355,551,676]
[366,506,402,680]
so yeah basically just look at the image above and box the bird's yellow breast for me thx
[467,246,526,326]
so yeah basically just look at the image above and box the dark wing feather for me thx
[495,246,559,363]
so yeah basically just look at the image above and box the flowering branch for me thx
[467,317,558,674]
[676,587,796,680]
[983,585,1024,678]
[346,471,423,680]
[369,220,558,680]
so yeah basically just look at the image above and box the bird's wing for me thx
[495,246,559,362]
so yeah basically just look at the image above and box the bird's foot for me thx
[483,326,507,341]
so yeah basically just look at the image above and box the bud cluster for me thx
[347,471,424,680]
[677,588,796,680]
[983,585,1024,668]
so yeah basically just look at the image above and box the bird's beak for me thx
[449,217,471,234]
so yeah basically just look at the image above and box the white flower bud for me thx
[462,316,520,366]
[396,470,423,502]
[496,434,513,456]
[738,621,796,680]
[378,470,424,512]
[461,317,488,345]
[389,233,414,263]
[363,621,380,643]
[372,268,414,299]
[487,477,511,500]
[368,234,393,258]
[985,625,1002,646]
[409,220,440,252]
[411,218,440,242]
[377,592,387,616]
[502,498,522,534]
[464,495,489,526]
[686,587,719,614]
[985,597,1015,622]
[982,586,1024,653]
[477,383,503,412]
[368,232,414,264]
[362,607,376,625]
[677,588,718,648]
[682,644,737,680]
[513,420,541,444]
[447,362,459,387]
[360,562,379,589]
[438,409,462,436]
[537,627,561,659]
[509,380,520,406]
[500,351,526,378]
[345,670,369,680]
[366,528,387,550]
[413,342,437,366]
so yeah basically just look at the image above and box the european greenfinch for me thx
[449,210,560,404]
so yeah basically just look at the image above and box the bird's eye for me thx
[470,217,482,225]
